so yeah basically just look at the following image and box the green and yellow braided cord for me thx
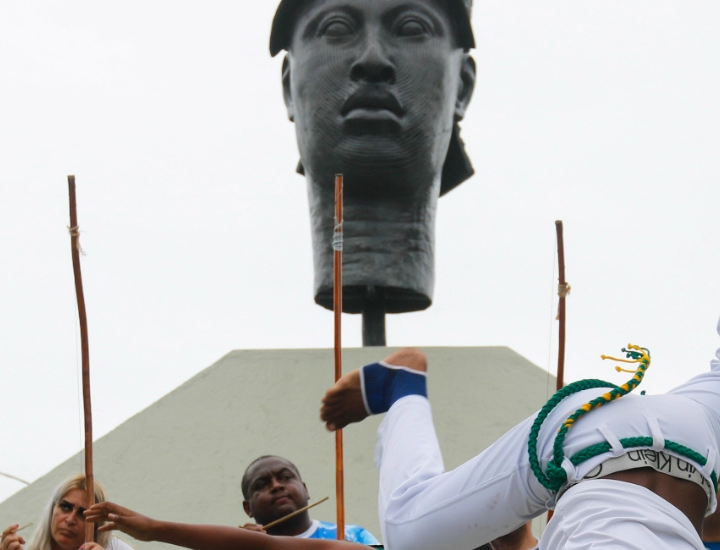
[528,345,650,492]
[528,345,718,494]
[551,345,650,469]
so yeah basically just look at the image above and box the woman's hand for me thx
[80,542,105,550]
[84,503,156,542]
[1,526,25,550]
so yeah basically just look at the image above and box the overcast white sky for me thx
[1,1,719,504]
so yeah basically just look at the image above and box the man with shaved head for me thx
[240,455,378,543]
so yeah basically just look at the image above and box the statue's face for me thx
[283,0,474,195]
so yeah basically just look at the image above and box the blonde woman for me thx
[1,475,132,550]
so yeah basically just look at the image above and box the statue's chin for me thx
[301,128,443,188]
[310,216,436,314]
[315,285,431,314]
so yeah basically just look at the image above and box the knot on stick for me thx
[67,225,87,256]
[558,283,571,298]
[555,283,571,319]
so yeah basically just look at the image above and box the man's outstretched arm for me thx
[85,502,363,550]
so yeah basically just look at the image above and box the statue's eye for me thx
[320,19,354,38]
[396,17,431,37]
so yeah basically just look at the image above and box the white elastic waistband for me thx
[562,449,714,509]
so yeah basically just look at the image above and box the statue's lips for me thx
[341,90,404,118]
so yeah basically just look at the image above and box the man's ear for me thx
[243,500,252,518]
[454,54,476,122]
[282,55,295,122]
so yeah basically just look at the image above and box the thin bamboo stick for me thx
[547,221,569,525]
[0,471,30,485]
[555,220,567,391]
[255,497,330,530]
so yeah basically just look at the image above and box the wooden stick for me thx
[0,471,30,485]
[253,497,330,530]
[15,523,33,533]
[67,175,95,543]
[333,174,345,540]
[547,221,569,525]
[555,220,567,391]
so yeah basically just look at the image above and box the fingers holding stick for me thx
[1,525,28,550]
[2,526,22,539]
[1,527,17,539]
[84,502,153,541]
[84,502,120,532]
[83,506,117,535]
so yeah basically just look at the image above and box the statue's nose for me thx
[350,40,396,84]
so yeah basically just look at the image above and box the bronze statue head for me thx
[270,0,476,318]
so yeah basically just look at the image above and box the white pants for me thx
[375,395,708,550]
[376,395,547,550]
[544,480,704,549]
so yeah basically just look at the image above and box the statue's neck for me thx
[305,172,440,313]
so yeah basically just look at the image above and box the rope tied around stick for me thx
[555,282,571,320]
[332,222,344,252]
[67,225,87,256]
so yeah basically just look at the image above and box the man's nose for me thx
[269,477,285,491]
[350,39,396,84]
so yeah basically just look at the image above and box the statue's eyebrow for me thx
[300,5,363,40]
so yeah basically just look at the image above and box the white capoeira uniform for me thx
[374,324,720,550]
